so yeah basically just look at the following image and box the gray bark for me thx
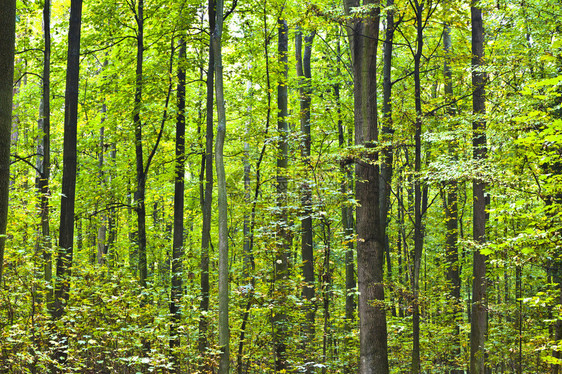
[198,1,215,368]
[212,0,230,371]
[343,1,389,373]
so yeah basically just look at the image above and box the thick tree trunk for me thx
[52,0,83,365]
[212,0,230,371]
[273,16,291,373]
[198,0,215,368]
[0,0,16,284]
[470,5,488,374]
[343,1,389,373]
[169,37,186,373]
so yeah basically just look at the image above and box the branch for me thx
[144,34,175,176]
[224,0,238,21]
[15,48,43,55]
[10,153,43,177]
[14,72,43,86]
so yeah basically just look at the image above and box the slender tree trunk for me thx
[237,66,256,374]
[198,0,215,368]
[133,0,148,289]
[273,16,291,373]
[52,0,83,365]
[412,1,424,372]
[343,1,389,373]
[36,0,52,305]
[335,32,356,373]
[96,125,106,266]
[470,4,488,374]
[0,0,16,285]
[443,16,462,374]
[334,33,356,332]
[212,1,230,371]
[238,14,273,370]
[296,29,316,364]
[321,218,333,374]
[169,37,186,373]
[381,0,396,319]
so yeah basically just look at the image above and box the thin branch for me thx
[10,154,43,177]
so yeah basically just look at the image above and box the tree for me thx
[212,0,229,371]
[0,0,16,285]
[36,0,52,304]
[273,15,291,372]
[52,0,83,365]
[132,0,148,288]
[470,3,488,374]
[296,27,316,359]
[198,0,215,368]
[442,7,462,373]
[169,36,186,372]
[343,1,389,373]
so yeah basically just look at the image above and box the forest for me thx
[0,0,561,373]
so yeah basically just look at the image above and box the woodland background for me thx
[0,0,562,373]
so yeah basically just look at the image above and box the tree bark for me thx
[133,0,148,289]
[212,0,230,371]
[36,0,52,305]
[198,0,215,368]
[52,0,83,365]
[296,28,316,363]
[0,0,16,285]
[443,16,462,374]
[411,1,424,372]
[169,37,186,373]
[335,34,356,337]
[470,4,488,374]
[381,0,395,319]
[343,1,389,373]
[273,16,291,373]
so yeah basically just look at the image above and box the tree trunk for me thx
[335,32,356,373]
[443,16,462,374]
[198,0,215,368]
[321,219,333,374]
[296,28,316,364]
[381,0,395,319]
[212,0,230,371]
[0,0,16,284]
[169,37,186,373]
[343,1,389,373]
[470,4,488,374]
[133,0,148,289]
[273,16,291,373]
[52,0,83,365]
[411,1,424,372]
[36,0,52,306]
[333,31,356,328]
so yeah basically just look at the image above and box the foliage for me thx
[2,0,562,372]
